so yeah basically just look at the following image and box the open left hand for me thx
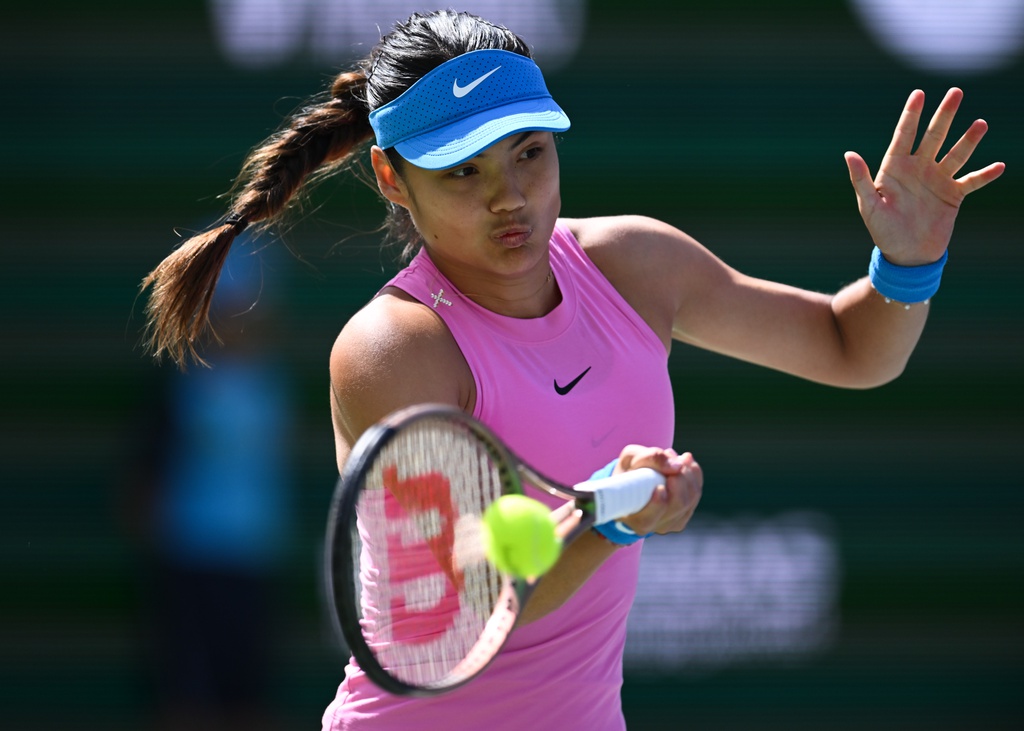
[844,87,1005,267]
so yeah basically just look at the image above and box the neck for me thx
[425,249,560,318]
[461,267,559,318]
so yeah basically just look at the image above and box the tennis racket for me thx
[324,403,663,697]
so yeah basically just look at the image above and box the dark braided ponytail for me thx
[142,70,373,366]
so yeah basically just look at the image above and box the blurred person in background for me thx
[128,241,294,731]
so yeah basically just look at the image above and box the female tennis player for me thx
[141,9,1003,730]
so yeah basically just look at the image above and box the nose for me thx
[489,169,526,214]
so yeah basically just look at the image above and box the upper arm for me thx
[572,215,858,386]
[329,290,473,471]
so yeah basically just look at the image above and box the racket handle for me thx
[576,467,663,525]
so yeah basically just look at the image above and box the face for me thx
[372,131,562,285]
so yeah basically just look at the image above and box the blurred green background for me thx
[2,1,1021,729]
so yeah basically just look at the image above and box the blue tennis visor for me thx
[368,49,570,170]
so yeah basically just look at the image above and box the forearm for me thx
[516,529,621,625]
[830,275,929,388]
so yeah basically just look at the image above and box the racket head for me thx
[325,404,526,696]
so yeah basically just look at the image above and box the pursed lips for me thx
[491,224,532,247]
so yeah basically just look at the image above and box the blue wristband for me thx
[868,246,947,304]
[588,460,650,546]
[593,519,645,545]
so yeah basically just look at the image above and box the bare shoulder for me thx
[564,215,701,259]
[563,215,719,297]
[330,287,472,452]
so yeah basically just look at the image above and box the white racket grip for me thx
[576,467,664,525]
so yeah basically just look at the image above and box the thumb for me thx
[844,151,878,205]
[618,446,685,476]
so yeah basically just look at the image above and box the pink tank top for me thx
[323,221,674,730]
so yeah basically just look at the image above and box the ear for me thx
[370,146,410,208]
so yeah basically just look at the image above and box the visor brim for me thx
[393,97,570,170]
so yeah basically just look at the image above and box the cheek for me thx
[411,195,475,242]
[530,165,561,211]
[532,154,560,193]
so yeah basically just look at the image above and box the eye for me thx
[446,165,477,179]
[519,145,543,161]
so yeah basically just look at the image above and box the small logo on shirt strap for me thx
[431,289,453,308]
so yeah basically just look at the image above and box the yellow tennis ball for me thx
[482,495,561,579]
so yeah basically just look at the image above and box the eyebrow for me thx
[507,131,534,150]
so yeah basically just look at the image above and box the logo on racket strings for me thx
[381,467,463,644]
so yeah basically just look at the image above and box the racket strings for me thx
[351,416,508,687]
